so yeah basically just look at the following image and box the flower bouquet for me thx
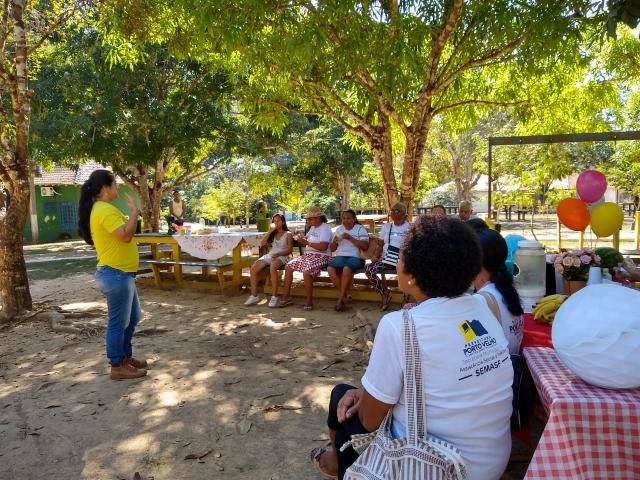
[554,249,602,294]
[553,249,601,281]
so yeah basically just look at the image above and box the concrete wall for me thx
[24,184,136,244]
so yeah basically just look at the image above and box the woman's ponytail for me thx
[77,170,115,245]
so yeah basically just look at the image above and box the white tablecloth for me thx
[172,232,263,260]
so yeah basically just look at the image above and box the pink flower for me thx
[562,256,573,266]
[555,265,564,274]
[580,255,592,264]
[572,257,581,267]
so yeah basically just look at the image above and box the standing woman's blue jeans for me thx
[95,266,141,366]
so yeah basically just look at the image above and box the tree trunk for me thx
[400,126,430,218]
[0,177,32,321]
[370,119,399,211]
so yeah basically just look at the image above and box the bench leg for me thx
[150,264,164,289]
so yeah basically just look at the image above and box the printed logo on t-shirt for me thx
[457,318,509,381]
[458,319,488,342]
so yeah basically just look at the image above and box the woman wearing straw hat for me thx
[278,206,333,310]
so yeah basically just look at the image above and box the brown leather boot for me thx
[125,357,148,369]
[110,362,147,380]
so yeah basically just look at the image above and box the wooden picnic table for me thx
[134,231,263,292]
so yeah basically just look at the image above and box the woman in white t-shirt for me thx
[328,210,370,312]
[364,202,411,311]
[279,206,333,310]
[473,227,524,353]
[311,216,513,480]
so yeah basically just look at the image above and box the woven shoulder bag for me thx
[343,310,468,480]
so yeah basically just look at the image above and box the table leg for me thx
[172,244,182,284]
[232,243,242,287]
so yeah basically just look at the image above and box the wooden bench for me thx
[141,258,235,291]
[263,263,406,303]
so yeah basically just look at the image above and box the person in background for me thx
[78,170,147,380]
[473,228,524,353]
[169,190,185,227]
[457,200,475,221]
[311,216,513,480]
[279,207,333,310]
[244,213,293,307]
[364,202,411,311]
[328,210,369,312]
[430,204,447,218]
[255,201,270,232]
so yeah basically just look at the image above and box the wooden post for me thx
[635,211,640,250]
[579,230,584,249]
[556,217,562,252]
[613,230,620,251]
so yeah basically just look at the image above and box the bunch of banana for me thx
[533,294,568,324]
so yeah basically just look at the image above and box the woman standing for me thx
[78,170,147,380]
[312,216,513,480]
[364,202,411,311]
[473,228,524,353]
[328,210,369,311]
[244,213,293,307]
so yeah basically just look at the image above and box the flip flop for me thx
[380,291,392,311]
[279,298,293,307]
[309,447,338,480]
[334,300,344,312]
[303,304,314,311]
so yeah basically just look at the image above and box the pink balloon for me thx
[576,170,607,204]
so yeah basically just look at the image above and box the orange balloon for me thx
[557,198,590,231]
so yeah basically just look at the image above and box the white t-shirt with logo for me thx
[333,224,369,258]
[378,221,410,256]
[305,222,333,255]
[361,295,513,480]
[477,283,523,354]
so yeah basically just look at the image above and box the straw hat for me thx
[305,206,325,218]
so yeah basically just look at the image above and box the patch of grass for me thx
[27,258,97,282]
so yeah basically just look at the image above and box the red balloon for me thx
[576,170,607,203]
[557,198,590,231]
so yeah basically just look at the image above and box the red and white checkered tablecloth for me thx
[523,347,640,479]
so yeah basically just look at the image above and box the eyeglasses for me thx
[390,208,403,213]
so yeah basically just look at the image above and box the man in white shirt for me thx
[169,191,185,226]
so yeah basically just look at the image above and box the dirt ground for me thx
[0,273,537,480]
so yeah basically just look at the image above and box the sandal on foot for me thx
[310,447,338,480]
[380,291,392,311]
[303,304,314,311]
[279,298,293,307]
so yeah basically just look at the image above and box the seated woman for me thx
[364,202,411,311]
[244,213,293,307]
[328,210,370,312]
[473,228,524,354]
[279,207,333,310]
[312,216,513,480]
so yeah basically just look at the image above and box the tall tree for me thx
[31,29,235,232]
[100,0,596,214]
[0,1,88,322]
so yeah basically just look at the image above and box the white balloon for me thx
[552,284,640,389]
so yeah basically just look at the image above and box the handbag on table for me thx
[342,310,468,480]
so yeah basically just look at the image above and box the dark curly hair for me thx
[401,216,481,298]
[476,228,524,316]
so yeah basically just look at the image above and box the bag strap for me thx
[477,290,503,326]
[402,309,426,445]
